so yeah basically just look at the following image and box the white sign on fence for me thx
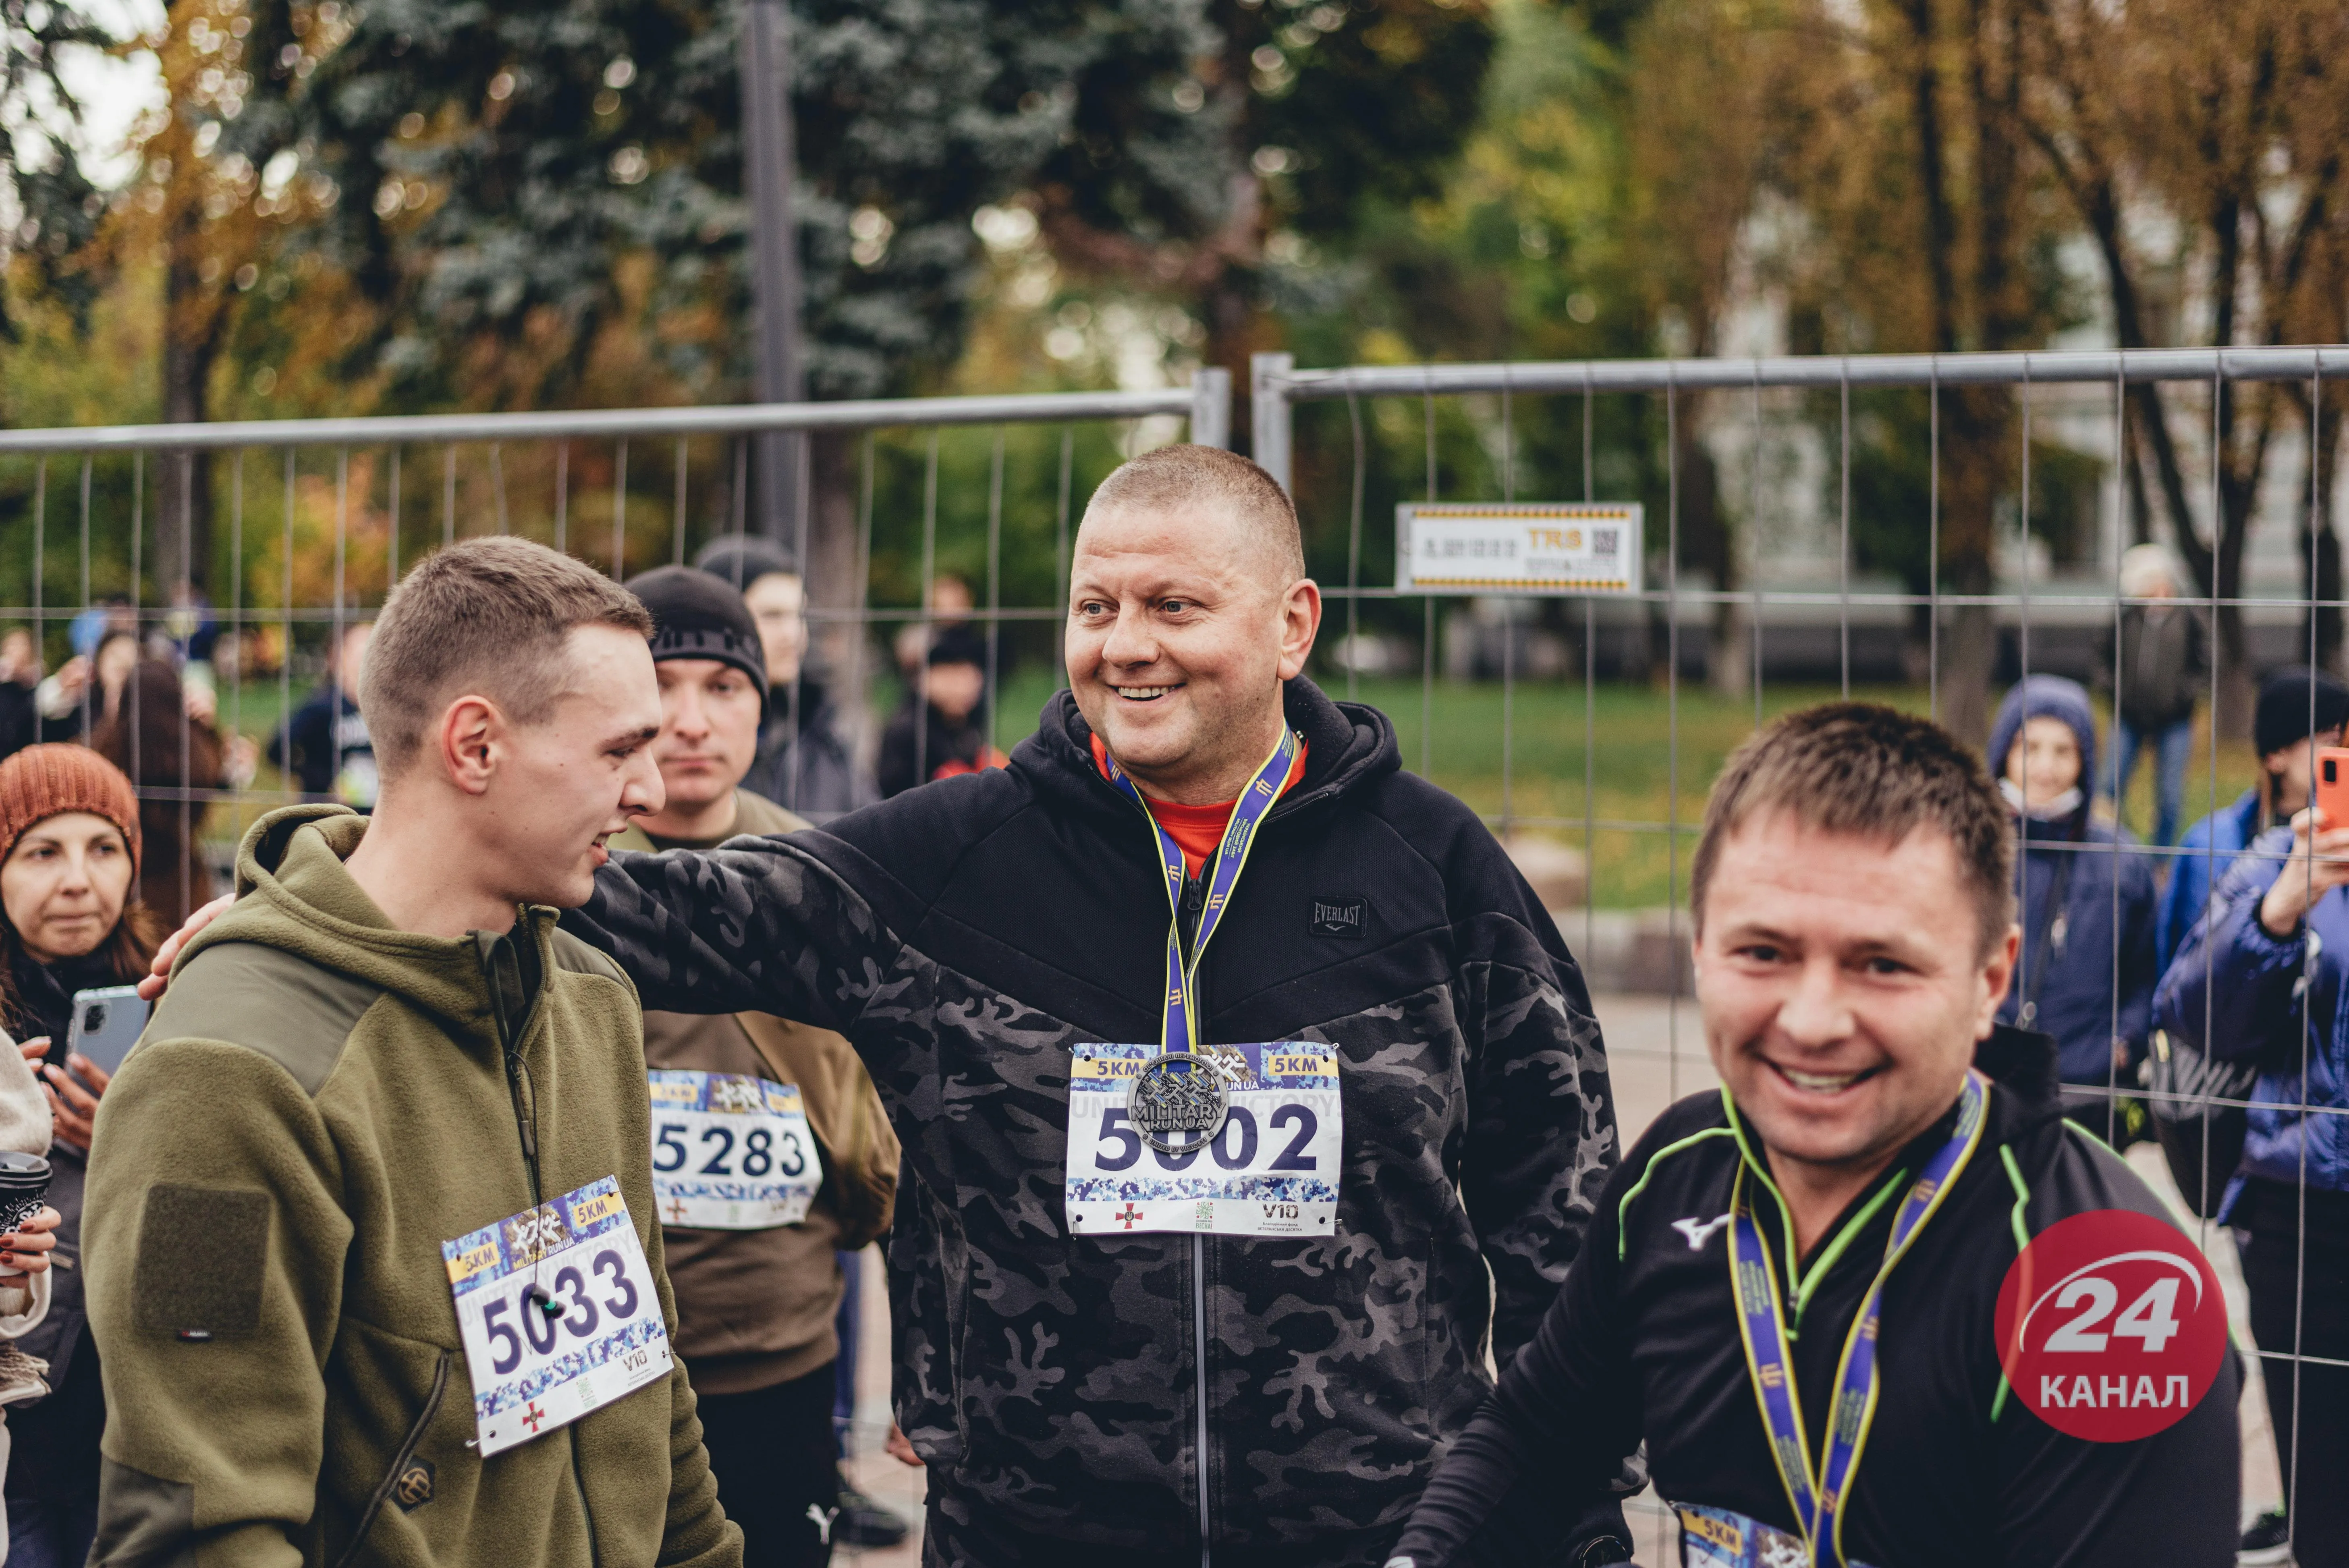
[1395,502,1643,596]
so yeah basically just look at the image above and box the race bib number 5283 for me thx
[648,1070,820,1230]
[1065,1041,1341,1238]
[442,1176,671,1456]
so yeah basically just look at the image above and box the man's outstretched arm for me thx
[562,834,899,1023]
[138,835,897,1027]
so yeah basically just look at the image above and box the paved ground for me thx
[824,991,2280,1564]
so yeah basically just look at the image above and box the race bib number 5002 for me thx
[1065,1042,1341,1237]
[442,1176,672,1456]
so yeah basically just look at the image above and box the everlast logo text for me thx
[1310,896,1367,937]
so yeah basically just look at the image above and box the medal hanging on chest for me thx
[1722,1070,1990,1568]
[1112,727,1298,1151]
[1063,728,1345,1238]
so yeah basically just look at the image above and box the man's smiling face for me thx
[1694,809,2016,1180]
[1064,502,1315,803]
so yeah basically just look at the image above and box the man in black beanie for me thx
[691,539,874,823]
[2156,666,2349,971]
[617,566,901,1568]
[876,626,1002,799]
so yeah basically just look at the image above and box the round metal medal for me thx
[1128,1052,1230,1154]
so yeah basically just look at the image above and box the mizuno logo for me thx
[1672,1213,1734,1251]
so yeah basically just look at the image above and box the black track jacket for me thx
[1392,1030,2239,1568]
[564,678,1618,1567]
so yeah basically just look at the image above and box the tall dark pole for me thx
[740,0,805,545]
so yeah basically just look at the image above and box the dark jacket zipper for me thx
[480,920,605,1568]
[334,1350,450,1568]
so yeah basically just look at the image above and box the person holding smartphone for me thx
[0,745,158,1568]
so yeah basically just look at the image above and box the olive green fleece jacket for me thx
[81,805,741,1568]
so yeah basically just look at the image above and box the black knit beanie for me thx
[693,535,797,591]
[625,566,770,711]
[2254,668,2349,759]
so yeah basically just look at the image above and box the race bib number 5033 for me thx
[442,1176,671,1456]
[1065,1041,1341,1237]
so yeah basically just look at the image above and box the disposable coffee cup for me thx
[0,1152,50,1236]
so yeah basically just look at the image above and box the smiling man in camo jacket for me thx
[552,446,1619,1566]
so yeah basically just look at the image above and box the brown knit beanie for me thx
[0,745,143,875]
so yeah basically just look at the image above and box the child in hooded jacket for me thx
[1990,675,2161,1137]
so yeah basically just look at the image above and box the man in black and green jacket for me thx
[83,539,740,1568]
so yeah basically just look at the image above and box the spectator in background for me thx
[2102,543,2209,846]
[694,539,874,823]
[160,579,217,668]
[266,620,378,809]
[62,601,127,664]
[2158,780,2349,1566]
[618,568,900,1568]
[1989,676,2159,1139]
[0,747,158,1568]
[2156,668,2349,972]
[878,627,1004,799]
[891,574,974,682]
[33,631,135,745]
[689,541,893,1544]
[90,660,251,925]
[0,634,40,764]
[0,1037,63,1565]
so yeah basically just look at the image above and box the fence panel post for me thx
[1189,368,1232,451]
[1251,352,1294,490]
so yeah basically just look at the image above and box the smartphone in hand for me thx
[62,985,151,1087]
[2318,747,2349,835]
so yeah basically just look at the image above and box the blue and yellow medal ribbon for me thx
[1102,725,1301,1054]
[1726,1069,1989,1568]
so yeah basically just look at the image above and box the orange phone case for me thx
[2316,746,2349,828]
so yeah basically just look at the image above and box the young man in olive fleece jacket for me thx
[81,539,741,1568]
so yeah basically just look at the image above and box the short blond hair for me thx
[363,537,652,778]
[1084,445,1305,583]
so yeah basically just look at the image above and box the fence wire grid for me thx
[4,346,2344,1556]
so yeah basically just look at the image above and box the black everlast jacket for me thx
[1391,1029,2239,1568]
[564,678,1617,1567]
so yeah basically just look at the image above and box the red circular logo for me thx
[1994,1207,2227,1441]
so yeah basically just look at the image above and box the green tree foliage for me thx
[287,0,1215,407]
[0,0,111,333]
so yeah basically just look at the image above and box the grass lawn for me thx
[210,671,2268,911]
[993,671,2266,908]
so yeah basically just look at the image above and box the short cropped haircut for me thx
[363,537,653,778]
[1689,702,2016,956]
[1084,445,1306,583]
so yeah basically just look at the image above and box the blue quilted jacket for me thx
[2156,825,2349,1206]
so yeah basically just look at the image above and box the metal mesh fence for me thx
[0,378,1226,922]
[3,345,2339,1553]
[1256,343,2349,1558]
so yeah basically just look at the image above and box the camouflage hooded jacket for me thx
[564,678,1617,1567]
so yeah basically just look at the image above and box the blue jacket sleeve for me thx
[2154,823,2211,976]
[2116,850,2160,1058]
[2155,829,2313,1063]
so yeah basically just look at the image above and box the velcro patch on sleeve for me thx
[132,1185,272,1342]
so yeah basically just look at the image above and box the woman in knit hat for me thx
[0,744,158,1568]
